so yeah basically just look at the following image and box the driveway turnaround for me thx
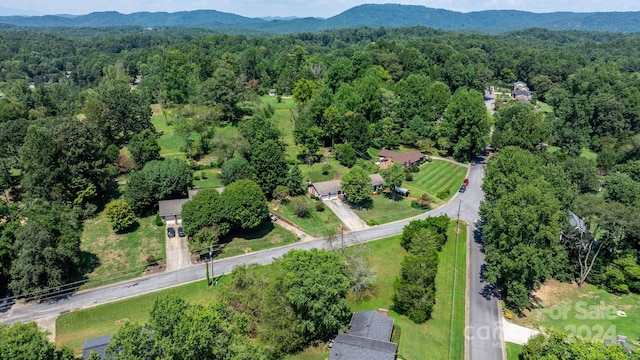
[502,318,539,345]
[324,199,368,231]
[165,228,191,271]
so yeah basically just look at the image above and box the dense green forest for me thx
[2,23,640,357]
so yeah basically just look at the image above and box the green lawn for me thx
[512,279,640,344]
[404,160,468,201]
[79,212,165,289]
[216,221,299,258]
[193,168,223,189]
[547,146,598,161]
[506,342,523,360]
[263,96,300,159]
[300,158,349,183]
[273,196,342,236]
[354,194,426,224]
[56,278,226,355]
[151,109,186,160]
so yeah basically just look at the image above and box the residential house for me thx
[377,149,426,169]
[82,335,113,359]
[329,310,398,360]
[158,189,201,224]
[511,81,532,102]
[308,174,384,201]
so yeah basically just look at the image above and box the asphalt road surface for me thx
[0,160,503,360]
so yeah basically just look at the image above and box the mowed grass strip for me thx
[405,160,467,200]
[56,278,226,355]
[80,213,165,290]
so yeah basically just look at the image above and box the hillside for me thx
[0,4,640,34]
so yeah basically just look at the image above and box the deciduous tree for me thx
[341,165,372,206]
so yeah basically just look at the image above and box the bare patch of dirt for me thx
[531,279,579,306]
[115,318,129,326]
[142,260,166,276]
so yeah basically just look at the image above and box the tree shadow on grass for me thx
[220,221,276,242]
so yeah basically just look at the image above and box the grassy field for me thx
[300,158,350,183]
[216,221,299,258]
[506,342,523,360]
[404,160,468,201]
[272,196,342,236]
[354,194,427,224]
[511,279,640,344]
[547,146,598,162]
[79,212,165,289]
[56,278,226,355]
[263,96,300,158]
[150,108,186,160]
[192,168,223,188]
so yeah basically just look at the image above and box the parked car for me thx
[463,178,469,186]
[269,213,278,221]
[177,227,185,237]
[167,227,176,238]
[459,185,467,193]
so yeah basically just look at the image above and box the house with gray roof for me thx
[309,174,384,201]
[329,310,397,360]
[82,334,113,359]
[158,188,203,224]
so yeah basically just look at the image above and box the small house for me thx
[378,149,426,169]
[82,335,113,359]
[329,310,397,360]
[309,174,385,201]
[268,89,277,96]
[158,189,201,225]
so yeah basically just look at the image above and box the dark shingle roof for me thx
[82,334,112,359]
[158,198,190,217]
[329,333,397,360]
[348,310,394,342]
[329,311,397,360]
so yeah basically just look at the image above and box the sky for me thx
[2,0,640,18]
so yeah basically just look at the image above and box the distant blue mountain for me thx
[0,4,639,33]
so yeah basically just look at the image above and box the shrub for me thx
[146,254,157,266]
[404,172,414,181]
[366,219,380,226]
[504,309,513,320]
[436,190,451,199]
[321,164,332,175]
[104,200,136,232]
[310,194,319,201]
[411,200,431,210]
[193,175,201,181]
[408,166,420,173]
[315,201,325,212]
[292,197,311,218]
[154,214,164,227]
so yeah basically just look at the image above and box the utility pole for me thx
[456,199,462,233]
[209,245,214,286]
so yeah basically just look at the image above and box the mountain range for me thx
[1,4,639,34]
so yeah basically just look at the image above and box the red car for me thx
[463,178,469,186]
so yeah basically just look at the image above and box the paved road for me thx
[0,160,504,360]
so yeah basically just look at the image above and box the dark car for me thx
[177,227,185,237]
[459,185,467,193]
[167,227,176,238]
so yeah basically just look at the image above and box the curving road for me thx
[0,160,503,360]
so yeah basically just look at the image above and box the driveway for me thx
[323,199,368,231]
[165,226,191,272]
